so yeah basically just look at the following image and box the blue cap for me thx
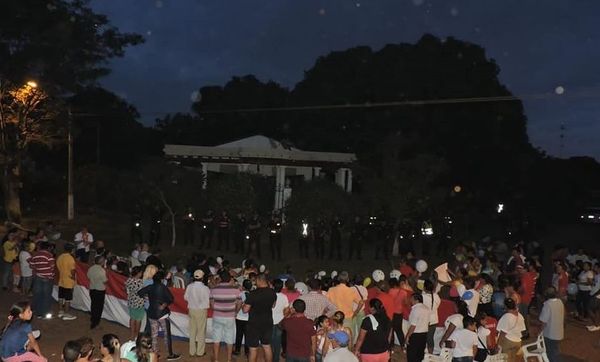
[328,331,350,346]
[461,290,474,301]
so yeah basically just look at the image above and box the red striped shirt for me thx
[29,250,55,279]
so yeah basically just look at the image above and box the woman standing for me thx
[354,298,392,362]
[330,311,354,349]
[125,266,145,341]
[0,301,46,362]
[137,270,180,360]
[576,262,594,320]
[496,298,525,362]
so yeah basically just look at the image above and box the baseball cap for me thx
[193,269,205,280]
[328,331,349,347]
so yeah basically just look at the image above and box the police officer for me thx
[437,216,453,257]
[182,206,195,245]
[232,212,247,254]
[373,214,390,260]
[268,213,283,261]
[328,215,343,260]
[348,215,364,260]
[247,213,262,258]
[313,217,326,259]
[298,218,310,258]
[148,204,163,246]
[199,210,214,249]
[216,210,230,251]
[131,204,144,244]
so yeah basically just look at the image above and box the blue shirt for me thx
[0,322,31,358]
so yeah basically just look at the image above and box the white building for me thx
[163,135,356,212]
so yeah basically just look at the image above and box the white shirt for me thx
[422,292,441,325]
[591,274,600,297]
[476,326,490,349]
[272,292,289,325]
[567,253,590,265]
[539,298,564,341]
[74,231,94,251]
[19,250,32,277]
[138,251,151,263]
[323,347,359,362]
[445,314,464,330]
[579,271,594,291]
[449,328,477,358]
[408,303,430,333]
[237,291,250,321]
[497,312,526,343]
[457,285,480,317]
[184,280,210,310]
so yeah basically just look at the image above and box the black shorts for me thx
[58,287,74,301]
[245,323,273,348]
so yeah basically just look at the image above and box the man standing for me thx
[329,215,343,260]
[29,241,55,318]
[348,216,363,260]
[87,255,107,329]
[74,226,93,262]
[327,271,363,329]
[184,269,210,357]
[56,243,77,320]
[232,212,247,254]
[209,270,241,362]
[299,279,336,321]
[281,299,316,362]
[199,210,214,249]
[216,210,231,251]
[405,293,429,362]
[538,287,564,362]
[268,214,283,261]
[244,273,277,362]
[324,331,358,362]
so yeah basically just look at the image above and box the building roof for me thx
[164,135,356,166]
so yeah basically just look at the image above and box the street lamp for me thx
[26,81,38,88]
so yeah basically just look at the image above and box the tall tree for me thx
[0,0,143,221]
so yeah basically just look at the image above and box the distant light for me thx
[555,86,565,95]
[588,215,595,219]
[245,235,250,240]
[497,203,504,214]
[26,81,38,88]
[270,230,277,234]
[188,213,193,218]
[156,220,160,224]
[453,185,462,193]
[421,227,434,236]
[302,223,309,236]
[45,313,52,319]
[135,222,140,227]
[318,8,326,15]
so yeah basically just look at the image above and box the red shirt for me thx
[482,316,498,349]
[399,265,415,277]
[557,271,569,297]
[376,290,395,320]
[399,288,414,320]
[281,314,316,358]
[283,289,301,303]
[364,287,379,313]
[519,272,537,305]
[436,299,457,328]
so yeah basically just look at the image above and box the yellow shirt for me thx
[56,253,76,288]
[2,241,18,263]
[327,283,361,318]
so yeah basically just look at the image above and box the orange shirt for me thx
[519,272,537,305]
[327,283,361,318]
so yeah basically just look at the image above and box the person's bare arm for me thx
[354,329,367,356]
[405,325,416,347]
[439,324,456,348]
[27,332,43,357]
[310,335,317,361]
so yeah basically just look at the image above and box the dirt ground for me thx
[0,290,598,362]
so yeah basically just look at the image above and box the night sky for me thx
[91,0,600,160]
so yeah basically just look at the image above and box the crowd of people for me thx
[0,221,599,362]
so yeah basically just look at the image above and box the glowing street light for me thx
[497,203,504,214]
[26,81,38,88]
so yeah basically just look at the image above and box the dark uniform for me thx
[348,216,364,260]
[216,211,230,251]
[247,215,261,258]
[374,216,391,260]
[437,216,453,257]
[182,207,195,245]
[232,213,247,254]
[131,206,144,244]
[298,219,310,258]
[313,218,326,259]
[200,210,214,249]
[148,205,163,246]
[268,216,283,261]
[328,216,343,260]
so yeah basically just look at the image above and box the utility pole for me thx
[67,107,74,220]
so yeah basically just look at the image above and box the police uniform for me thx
[232,214,247,254]
[247,215,261,258]
[328,216,343,260]
[200,211,214,249]
[216,212,230,251]
[348,216,364,260]
[313,219,326,259]
[268,217,283,261]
